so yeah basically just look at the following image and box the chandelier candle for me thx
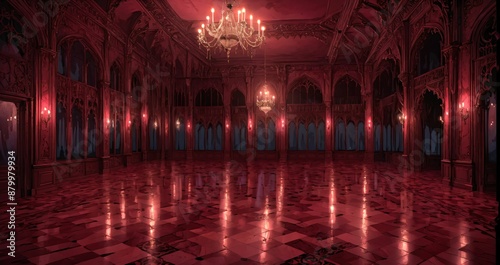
[197,1,265,60]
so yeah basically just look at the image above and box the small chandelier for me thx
[256,45,274,114]
[256,86,275,114]
[197,0,265,60]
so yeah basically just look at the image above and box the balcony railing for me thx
[414,66,445,87]
[286,104,326,113]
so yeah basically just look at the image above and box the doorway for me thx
[0,100,19,202]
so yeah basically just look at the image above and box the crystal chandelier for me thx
[197,0,265,60]
[256,86,275,114]
[256,45,274,114]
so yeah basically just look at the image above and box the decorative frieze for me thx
[265,23,332,44]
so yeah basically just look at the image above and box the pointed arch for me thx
[57,36,104,74]
[287,77,323,104]
[333,75,362,104]
[410,28,444,75]
[374,59,402,100]
[231,89,246,106]
[288,74,322,94]
[471,10,497,59]
[195,88,223,106]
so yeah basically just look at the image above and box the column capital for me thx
[39,47,56,58]
[398,72,413,86]
[442,43,461,60]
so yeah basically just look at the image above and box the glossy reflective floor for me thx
[0,160,497,265]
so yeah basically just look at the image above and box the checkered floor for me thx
[0,160,496,264]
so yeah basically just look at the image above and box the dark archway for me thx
[420,90,443,170]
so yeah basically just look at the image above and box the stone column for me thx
[245,68,254,152]
[165,68,174,159]
[33,47,56,193]
[363,92,374,161]
[141,76,148,161]
[224,104,231,160]
[36,48,56,164]
[222,75,232,160]
[397,20,412,171]
[186,78,193,160]
[398,72,414,171]
[442,45,460,185]
[160,81,166,160]
[100,80,111,172]
[278,66,287,161]
[323,67,332,159]
[124,51,132,165]
[363,65,374,162]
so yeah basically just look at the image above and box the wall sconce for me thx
[281,119,285,128]
[107,119,114,128]
[142,113,147,119]
[249,120,252,131]
[458,102,469,120]
[153,121,158,129]
[175,119,180,129]
[128,120,132,127]
[367,119,372,129]
[398,113,407,126]
[226,122,229,128]
[41,107,51,125]
[187,122,191,128]
[439,116,444,124]
[327,120,330,130]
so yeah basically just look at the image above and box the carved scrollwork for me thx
[474,55,498,108]
[265,23,332,44]
[0,3,34,97]
[477,16,497,58]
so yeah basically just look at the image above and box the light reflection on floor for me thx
[0,160,496,265]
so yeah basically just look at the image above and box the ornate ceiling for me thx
[166,0,389,65]
[97,0,397,66]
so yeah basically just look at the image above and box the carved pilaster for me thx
[224,104,231,160]
[36,48,57,164]
[244,66,254,151]
[398,72,413,168]
[325,100,332,154]
[186,78,193,160]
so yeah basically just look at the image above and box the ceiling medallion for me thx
[197,0,265,61]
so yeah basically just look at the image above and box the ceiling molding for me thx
[265,22,333,44]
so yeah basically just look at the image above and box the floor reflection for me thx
[0,160,496,265]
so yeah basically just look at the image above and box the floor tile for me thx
[1,160,496,265]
